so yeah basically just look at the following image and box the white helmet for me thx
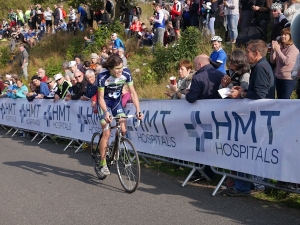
[211,36,222,42]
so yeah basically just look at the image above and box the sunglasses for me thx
[47,81,53,84]
[56,78,62,82]
[75,76,81,79]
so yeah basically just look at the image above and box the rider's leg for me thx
[99,123,110,166]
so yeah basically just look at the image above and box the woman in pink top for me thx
[270,27,299,99]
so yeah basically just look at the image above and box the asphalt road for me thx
[0,129,299,225]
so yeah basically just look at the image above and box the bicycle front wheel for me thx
[116,137,140,193]
[91,132,107,180]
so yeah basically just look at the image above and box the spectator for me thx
[90,53,100,70]
[8,9,17,27]
[62,61,74,81]
[111,33,125,49]
[220,49,250,91]
[65,70,87,101]
[141,28,154,47]
[284,0,300,23]
[189,0,200,27]
[95,7,110,27]
[0,75,4,93]
[118,47,127,68]
[53,4,61,31]
[19,44,29,80]
[209,36,227,74]
[16,9,25,27]
[78,4,87,27]
[252,0,272,42]
[82,69,97,100]
[226,40,275,196]
[202,0,218,37]
[45,77,58,99]
[270,2,290,42]
[165,59,193,99]
[54,73,71,102]
[106,0,114,19]
[67,9,77,33]
[11,78,28,99]
[83,60,91,71]
[74,56,85,73]
[164,21,176,47]
[170,0,182,40]
[31,75,50,99]
[186,55,224,102]
[69,60,80,73]
[85,3,94,27]
[100,45,110,63]
[29,5,37,30]
[224,0,239,44]
[0,80,13,98]
[95,64,104,74]
[26,81,37,102]
[270,28,298,99]
[182,0,191,30]
[84,29,95,48]
[37,68,48,82]
[150,4,166,46]
[239,0,255,31]
[44,6,53,34]
[129,16,142,36]
[121,84,132,108]
[24,29,37,48]
[230,40,275,99]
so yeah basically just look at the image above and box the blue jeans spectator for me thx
[234,172,251,194]
[275,77,296,99]
[227,14,239,41]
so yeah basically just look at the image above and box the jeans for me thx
[21,63,28,80]
[239,10,253,31]
[227,14,239,40]
[153,27,165,46]
[208,17,215,36]
[253,19,269,42]
[275,77,296,99]
[234,172,251,193]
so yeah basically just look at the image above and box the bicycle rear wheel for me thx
[91,132,107,180]
[116,137,140,193]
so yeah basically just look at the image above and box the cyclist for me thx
[97,55,143,175]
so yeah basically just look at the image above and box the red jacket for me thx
[170,2,182,19]
[130,21,142,32]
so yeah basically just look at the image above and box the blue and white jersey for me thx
[97,68,133,105]
[210,48,227,74]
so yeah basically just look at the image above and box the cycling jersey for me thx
[210,48,227,74]
[97,68,133,119]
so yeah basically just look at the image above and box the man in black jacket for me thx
[95,7,110,27]
[230,39,275,99]
[186,54,224,102]
[65,71,87,101]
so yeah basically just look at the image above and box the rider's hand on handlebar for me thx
[136,112,143,120]
[104,112,112,123]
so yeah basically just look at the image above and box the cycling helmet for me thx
[271,2,282,10]
[210,36,222,42]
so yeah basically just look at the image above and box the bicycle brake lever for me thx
[135,119,141,128]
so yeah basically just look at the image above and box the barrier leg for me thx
[64,139,74,151]
[6,127,14,135]
[11,129,19,137]
[211,174,227,197]
[0,125,6,130]
[31,133,40,142]
[199,165,212,182]
[38,134,48,145]
[181,167,196,187]
[140,155,151,165]
[75,141,85,153]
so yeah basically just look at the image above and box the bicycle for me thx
[91,115,141,193]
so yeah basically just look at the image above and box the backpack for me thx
[236,26,263,47]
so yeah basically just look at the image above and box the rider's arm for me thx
[98,88,109,114]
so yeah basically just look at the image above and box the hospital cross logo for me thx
[19,105,27,123]
[184,111,213,152]
[77,107,89,132]
[43,105,53,127]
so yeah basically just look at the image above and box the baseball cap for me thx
[54,73,63,81]
[91,53,98,59]
[69,61,76,67]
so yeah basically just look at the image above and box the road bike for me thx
[91,115,140,193]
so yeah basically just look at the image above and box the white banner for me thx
[0,98,299,183]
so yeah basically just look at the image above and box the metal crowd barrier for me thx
[211,167,300,196]
[138,152,211,187]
